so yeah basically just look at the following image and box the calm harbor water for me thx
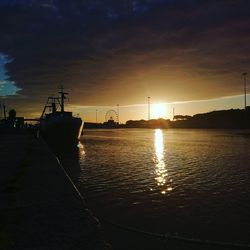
[59,129,250,250]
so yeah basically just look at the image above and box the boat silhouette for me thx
[39,87,83,145]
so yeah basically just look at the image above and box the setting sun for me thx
[151,103,167,119]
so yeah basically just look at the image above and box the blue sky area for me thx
[0,53,21,97]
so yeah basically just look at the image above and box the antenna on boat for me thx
[50,96,57,113]
[58,85,68,113]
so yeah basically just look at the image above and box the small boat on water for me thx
[39,87,83,145]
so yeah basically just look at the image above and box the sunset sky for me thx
[0,0,250,123]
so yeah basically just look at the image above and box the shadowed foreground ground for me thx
[0,132,111,250]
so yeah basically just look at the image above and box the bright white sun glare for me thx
[151,103,167,119]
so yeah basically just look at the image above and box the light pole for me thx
[117,104,119,124]
[3,103,6,120]
[96,109,98,123]
[0,102,2,119]
[148,96,151,120]
[242,73,247,109]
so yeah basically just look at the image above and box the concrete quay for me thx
[0,132,111,250]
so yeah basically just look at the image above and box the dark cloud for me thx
[1,0,250,115]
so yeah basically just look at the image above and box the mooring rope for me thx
[100,218,250,249]
[43,139,250,249]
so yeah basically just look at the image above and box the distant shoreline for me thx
[84,107,250,130]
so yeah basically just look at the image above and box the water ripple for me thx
[77,129,250,243]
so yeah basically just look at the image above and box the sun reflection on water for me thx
[154,129,173,194]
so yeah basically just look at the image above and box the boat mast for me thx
[58,86,68,113]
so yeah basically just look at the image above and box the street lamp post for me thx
[242,73,248,109]
[148,96,151,120]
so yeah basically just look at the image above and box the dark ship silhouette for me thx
[40,87,83,145]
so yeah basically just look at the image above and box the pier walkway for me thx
[0,132,110,250]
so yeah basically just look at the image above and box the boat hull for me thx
[40,116,83,146]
